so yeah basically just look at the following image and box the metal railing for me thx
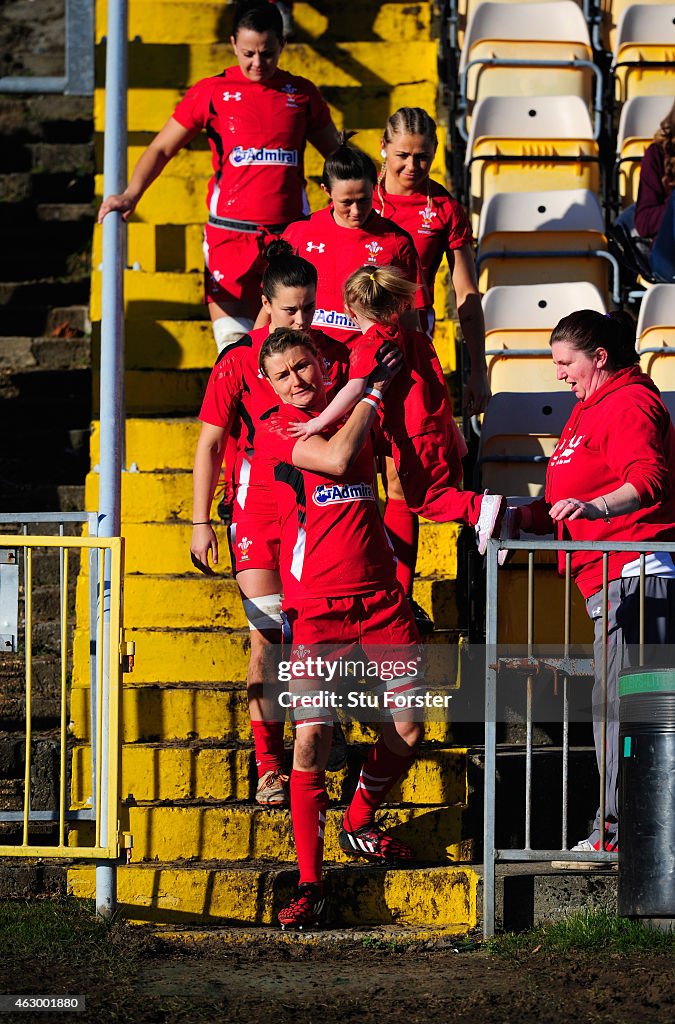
[483,534,675,937]
[0,0,94,95]
[0,515,123,861]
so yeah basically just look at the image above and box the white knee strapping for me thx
[241,593,283,633]
[212,315,254,354]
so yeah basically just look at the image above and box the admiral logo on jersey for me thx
[312,309,358,331]
[230,146,298,166]
[312,482,375,506]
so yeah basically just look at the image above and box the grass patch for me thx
[487,907,675,959]
[0,896,155,970]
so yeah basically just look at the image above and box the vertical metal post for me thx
[483,540,499,938]
[525,552,534,850]
[96,0,128,918]
[65,0,95,95]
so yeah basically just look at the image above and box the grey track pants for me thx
[585,575,675,841]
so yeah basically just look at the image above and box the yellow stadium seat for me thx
[483,281,607,395]
[615,94,673,206]
[612,3,675,104]
[465,96,601,230]
[476,188,616,304]
[478,391,576,495]
[458,2,597,135]
[636,283,675,388]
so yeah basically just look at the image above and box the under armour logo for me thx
[306,242,325,253]
[223,91,242,101]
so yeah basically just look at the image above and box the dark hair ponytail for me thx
[262,239,318,300]
[321,130,377,190]
[550,309,638,371]
[233,1,284,41]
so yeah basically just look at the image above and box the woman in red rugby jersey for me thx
[374,108,490,627]
[190,244,349,808]
[98,1,338,353]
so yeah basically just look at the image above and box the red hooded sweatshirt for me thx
[532,365,675,598]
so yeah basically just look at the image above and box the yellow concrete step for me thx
[91,419,200,472]
[68,861,476,930]
[73,625,251,685]
[116,321,216,370]
[90,269,202,322]
[70,742,468,806]
[95,84,437,134]
[112,41,438,90]
[92,370,209,417]
[69,803,467,863]
[71,683,456,745]
[95,2,432,45]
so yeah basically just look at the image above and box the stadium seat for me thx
[465,96,601,230]
[476,189,617,304]
[450,0,585,51]
[614,94,673,207]
[478,391,576,495]
[612,3,675,104]
[458,2,597,135]
[598,0,675,53]
[636,282,675,387]
[483,281,607,395]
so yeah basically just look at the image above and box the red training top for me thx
[199,326,349,517]
[172,66,331,225]
[258,405,397,602]
[373,180,472,305]
[536,365,675,598]
[283,207,428,348]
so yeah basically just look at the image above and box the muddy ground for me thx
[4,939,675,1023]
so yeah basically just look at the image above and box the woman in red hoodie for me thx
[518,309,675,853]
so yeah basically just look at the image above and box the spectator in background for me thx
[635,99,675,281]
[515,310,675,853]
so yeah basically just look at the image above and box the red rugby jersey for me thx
[172,66,331,225]
[199,326,349,514]
[349,322,453,441]
[259,405,397,601]
[283,207,428,348]
[373,180,472,303]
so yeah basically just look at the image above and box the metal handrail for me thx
[475,248,621,306]
[0,0,94,95]
[483,536,675,936]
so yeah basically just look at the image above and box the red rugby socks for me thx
[290,769,328,887]
[250,720,286,776]
[384,497,419,597]
[343,738,414,832]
